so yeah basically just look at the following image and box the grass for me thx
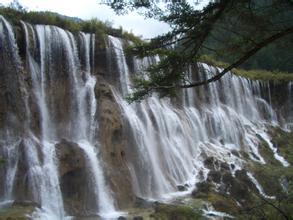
[199,55,293,81]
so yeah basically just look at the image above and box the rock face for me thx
[193,157,256,205]
[55,139,88,216]
[95,76,135,209]
[0,17,27,137]
[55,139,86,177]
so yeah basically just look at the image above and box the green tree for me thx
[108,0,293,101]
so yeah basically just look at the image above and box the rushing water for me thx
[108,36,291,201]
[0,17,118,219]
[0,16,292,219]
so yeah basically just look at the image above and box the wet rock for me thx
[222,173,234,185]
[55,139,89,216]
[207,170,221,183]
[177,185,188,191]
[250,152,261,161]
[0,22,27,134]
[231,150,240,157]
[13,139,43,202]
[230,163,235,170]
[192,182,211,197]
[235,170,255,190]
[220,162,230,171]
[133,216,143,220]
[95,78,134,208]
[134,197,154,209]
[55,139,86,176]
[221,170,255,202]
[204,157,215,169]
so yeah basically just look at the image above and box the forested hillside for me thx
[202,0,293,72]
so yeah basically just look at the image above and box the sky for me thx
[0,0,208,38]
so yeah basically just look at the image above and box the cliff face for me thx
[95,77,135,209]
[0,15,292,220]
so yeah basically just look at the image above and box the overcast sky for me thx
[0,0,208,38]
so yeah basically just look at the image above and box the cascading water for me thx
[0,15,292,219]
[0,15,24,208]
[0,17,118,219]
[109,36,291,201]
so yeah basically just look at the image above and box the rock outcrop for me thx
[95,76,135,209]
[55,139,88,216]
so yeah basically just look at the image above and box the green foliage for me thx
[126,51,188,102]
[243,128,293,219]
[199,55,293,81]
[0,4,142,43]
[190,127,293,219]
[197,192,240,215]
[202,1,293,73]
[110,0,293,101]
[233,69,293,82]
[269,128,293,165]
[152,203,203,220]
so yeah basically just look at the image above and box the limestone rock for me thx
[95,77,134,209]
[55,139,90,216]
[55,139,86,177]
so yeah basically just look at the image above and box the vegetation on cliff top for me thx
[199,55,293,82]
[1,2,292,84]
[0,2,142,44]
[109,0,293,101]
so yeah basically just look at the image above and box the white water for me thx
[0,15,22,204]
[247,172,276,200]
[0,18,118,219]
[0,16,292,219]
[108,36,132,95]
[203,208,235,219]
[109,36,291,202]
[21,23,65,219]
[30,26,116,219]
[256,131,289,167]
[0,15,21,67]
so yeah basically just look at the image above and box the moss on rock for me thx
[0,203,35,220]
[152,203,203,220]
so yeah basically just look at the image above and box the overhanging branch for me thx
[149,27,293,91]
[180,27,293,88]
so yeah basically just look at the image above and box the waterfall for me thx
[108,36,290,201]
[0,15,292,219]
[108,36,132,95]
[0,15,23,206]
[0,17,118,219]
